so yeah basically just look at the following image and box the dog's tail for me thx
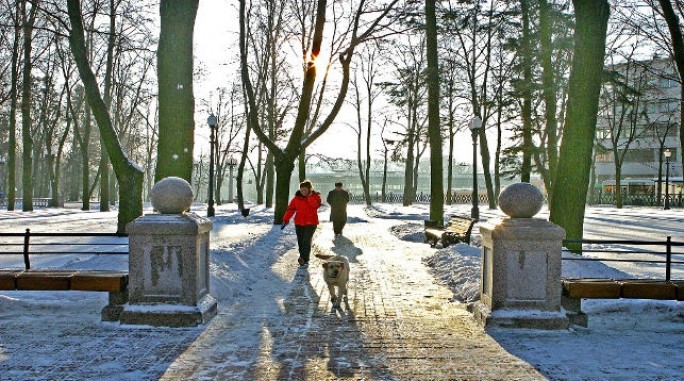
[314,253,336,260]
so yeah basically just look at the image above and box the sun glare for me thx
[305,50,331,75]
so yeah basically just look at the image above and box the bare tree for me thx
[66,0,144,232]
[425,0,443,223]
[349,45,382,206]
[240,0,400,223]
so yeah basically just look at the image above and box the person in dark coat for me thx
[282,180,321,267]
[327,182,350,236]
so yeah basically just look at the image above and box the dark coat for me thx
[327,189,350,220]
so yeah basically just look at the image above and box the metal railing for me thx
[0,229,128,270]
[562,237,684,281]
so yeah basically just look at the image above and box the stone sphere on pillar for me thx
[498,182,544,218]
[149,177,194,214]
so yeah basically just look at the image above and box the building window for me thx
[658,76,678,89]
[595,152,612,163]
[620,148,656,163]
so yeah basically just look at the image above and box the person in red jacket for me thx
[282,180,322,267]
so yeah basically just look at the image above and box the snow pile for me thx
[388,222,425,243]
[423,243,481,303]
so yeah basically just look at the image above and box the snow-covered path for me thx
[1,203,683,380]
[156,206,543,380]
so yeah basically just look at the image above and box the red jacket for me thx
[283,191,322,226]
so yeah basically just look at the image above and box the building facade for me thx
[594,57,682,200]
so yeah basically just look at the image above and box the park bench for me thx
[0,269,128,321]
[561,278,684,327]
[0,230,129,321]
[424,215,476,248]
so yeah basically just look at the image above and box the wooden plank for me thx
[561,279,621,299]
[71,271,128,292]
[16,270,76,290]
[673,281,684,301]
[0,270,21,290]
[620,280,677,300]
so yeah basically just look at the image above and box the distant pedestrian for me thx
[327,182,350,236]
[282,180,322,267]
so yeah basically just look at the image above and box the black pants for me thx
[332,218,347,235]
[295,224,317,262]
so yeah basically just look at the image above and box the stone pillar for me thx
[470,182,569,329]
[120,177,217,327]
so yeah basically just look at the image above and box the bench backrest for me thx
[447,216,475,232]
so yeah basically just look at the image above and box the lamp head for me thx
[665,148,672,158]
[207,113,217,128]
[469,116,482,131]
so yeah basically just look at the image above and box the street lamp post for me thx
[665,148,672,210]
[469,116,482,220]
[227,156,237,203]
[207,114,218,217]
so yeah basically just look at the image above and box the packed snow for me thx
[0,201,683,380]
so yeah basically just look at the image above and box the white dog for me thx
[315,253,350,307]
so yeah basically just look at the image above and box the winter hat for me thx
[300,180,314,190]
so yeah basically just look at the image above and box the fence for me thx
[0,229,128,270]
[0,197,65,208]
[587,193,683,207]
[562,237,684,281]
[348,192,490,204]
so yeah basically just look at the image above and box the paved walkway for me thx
[160,217,544,380]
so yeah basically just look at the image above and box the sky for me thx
[191,1,484,164]
[0,203,683,379]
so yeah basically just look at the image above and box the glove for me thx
[281,222,288,230]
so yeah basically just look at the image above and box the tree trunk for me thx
[67,0,144,232]
[298,151,306,182]
[237,111,252,212]
[540,0,559,197]
[265,152,274,208]
[614,165,623,208]
[403,131,415,206]
[99,0,117,212]
[81,107,92,210]
[154,0,199,183]
[274,160,295,223]
[480,130,496,208]
[549,0,610,249]
[21,0,39,212]
[7,4,20,211]
[382,147,388,202]
[520,0,533,183]
[425,0,443,224]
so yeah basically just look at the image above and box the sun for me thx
[305,50,331,76]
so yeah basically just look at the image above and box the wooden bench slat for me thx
[424,215,475,247]
[16,270,77,291]
[619,280,678,300]
[672,281,684,301]
[71,271,128,292]
[562,279,621,299]
[0,270,21,290]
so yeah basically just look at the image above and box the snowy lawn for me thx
[0,202,683,379]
